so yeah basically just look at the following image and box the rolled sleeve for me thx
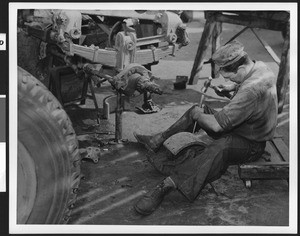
[214,89,257,131]
[214,110,233,131]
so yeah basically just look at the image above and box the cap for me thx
[212,40,246,68]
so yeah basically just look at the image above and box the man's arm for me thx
[193,112,224,133]
[212,83,237,98]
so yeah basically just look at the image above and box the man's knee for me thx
[206,135,231,149]
[189,105,202,121]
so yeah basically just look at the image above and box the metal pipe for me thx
[88,78,101,125]
[115,92,123,142]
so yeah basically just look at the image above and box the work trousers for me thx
[148,105,266,202]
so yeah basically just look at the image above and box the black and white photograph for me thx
[7,2,297,234]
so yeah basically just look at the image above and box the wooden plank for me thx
[251,28,281,65]
[80,10,157,21]
[223,11,290,22]
[238,163,289,180]
[240,162,288,167]
[265,141,283,163]
[271,138,289,162]
[238,129,289,181]
[205,11,287,32]
[277,21,290,114]
[238,138,289,181]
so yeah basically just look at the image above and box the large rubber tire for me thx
[17,30,41,81]
[17,67,81,224]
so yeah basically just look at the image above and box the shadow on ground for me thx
[68,141,289,226]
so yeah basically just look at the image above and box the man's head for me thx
[212,40,253,83]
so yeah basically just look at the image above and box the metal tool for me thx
[80,147,101,164]
[192,77,212,133]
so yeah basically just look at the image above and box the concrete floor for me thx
[66,17,290,229]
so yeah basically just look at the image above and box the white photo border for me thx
[9,2,298,234]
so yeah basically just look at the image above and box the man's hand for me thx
[217,83,237,92]
[212,84,236,98]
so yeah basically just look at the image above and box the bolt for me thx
[155,13,163,19]
[167,33,177,43]
[73,188,78,194]
[126,40,135,51]
[47,95,53,102]
[22,76,28,84]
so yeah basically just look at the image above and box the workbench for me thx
[238,135,289,188]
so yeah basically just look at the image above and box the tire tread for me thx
[18,67,81,224]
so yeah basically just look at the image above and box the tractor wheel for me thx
[17,67,81,224]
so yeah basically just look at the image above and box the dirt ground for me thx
[64,17,290,228]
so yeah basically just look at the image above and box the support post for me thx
[277,22,290,114]
[211,22,222,78]
[189,20,216,84]
[88,78,101,124]
[251,28,281,65]
[115,91,123,142]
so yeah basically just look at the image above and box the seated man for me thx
[133,40,278,215]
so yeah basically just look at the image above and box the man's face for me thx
[219,70,236,81]
[218,66,244,84]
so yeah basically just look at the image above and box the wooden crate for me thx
[238,137,289,188]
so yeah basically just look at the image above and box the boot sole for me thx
[134,204,154,216]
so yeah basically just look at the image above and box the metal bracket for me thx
[80,146,101,164]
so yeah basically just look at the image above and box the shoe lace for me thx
[150,182,170,198]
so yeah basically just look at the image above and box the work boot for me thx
[134,177,176,215]
[133,132,164,152]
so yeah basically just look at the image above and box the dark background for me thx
[0,0,8,233]
[0,0,7,95]
[0,99,5,142]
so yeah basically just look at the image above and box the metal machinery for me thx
[20,9,189,74]
[19,9,190,140]
[17,9,189,223]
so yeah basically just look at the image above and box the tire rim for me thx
[17,141,37,224]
